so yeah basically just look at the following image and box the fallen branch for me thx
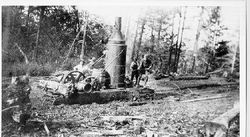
[101,115,146,122]
[2,105,19,112]
[170,83,182,93]
[83,130,124,136]
[44,122,50,136]
[187,88,193,94]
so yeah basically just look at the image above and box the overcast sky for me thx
[77,5,242,51]
[78,5,241,28]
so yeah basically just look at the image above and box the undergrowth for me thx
[2,56,104,77]
[2,62,55,77]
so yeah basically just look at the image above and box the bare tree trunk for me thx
[168,47,173,74]
[62,32,81,65]
[80,11,88,60]
[33,6,45,62]
[205,62,209,73]
[175,7,187,73]
[26,6,30,37]
[131,22,139,60]
[25,6,31,57]
[174,10,182,72]
[72,6,80,33]
[80,23,87,60]
[167,15,175,74]
[157,21,162,47]
[2,7,11,53]
[191,7,204,73]
[150,26,155,52]
[184,60,187,74]
[231,44,238,73]
[136,19,146,59]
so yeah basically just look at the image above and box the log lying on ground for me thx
[202,102,239,137]
[181,95,229,103]
[170,75,210,81]
[178,82,239,90]
[154,73,169,80]
[53,88,155,105]
[158,79,239,90]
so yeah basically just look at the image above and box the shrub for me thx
[3,62,56,77]
[61,58,81,71]
[27,62,54,76]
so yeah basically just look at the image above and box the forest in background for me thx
[1,6,240,77]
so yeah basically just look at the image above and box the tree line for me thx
[2,6,112,76]
[128,6,239,75]
[2,6,239,77]
[2,6,111,64]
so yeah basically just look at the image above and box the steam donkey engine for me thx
[39,17,154,105]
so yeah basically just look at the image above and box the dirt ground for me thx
[2,75,239,137]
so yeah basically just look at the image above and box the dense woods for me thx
[2,6,239,77]
[2,6,112,76]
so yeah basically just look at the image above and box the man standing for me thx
[138,54,153,87]
[130,57,139,86]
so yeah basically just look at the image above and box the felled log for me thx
[179,82,239,90]
[154,73,169,80]
[53,87,155,105]
[129,102,147,106]
[159,80,239,90]
[181,95,229,103]
[201,102,239,137]
[170,75,210,81]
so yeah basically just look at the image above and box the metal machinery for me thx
[39,17,154,105]
[105,17,127,88]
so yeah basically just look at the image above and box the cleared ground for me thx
[2,76,239,137]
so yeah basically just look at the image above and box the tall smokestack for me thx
[105,17,127,88]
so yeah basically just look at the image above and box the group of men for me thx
[130,54,152,87]
[73,54,153,88]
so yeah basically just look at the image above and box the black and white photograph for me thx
[1,1,247,137]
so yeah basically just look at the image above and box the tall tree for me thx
[173,7,183,72]
[150,23,155,52]
[167,12,176,74]
[175,7,187,72]
[2,7,11,54]
[136,18,146,59]
[191,7,204,73]
[80,11,89,60]
[33,6,46,62]
[201,6,227,73]
[131,21,139,60]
